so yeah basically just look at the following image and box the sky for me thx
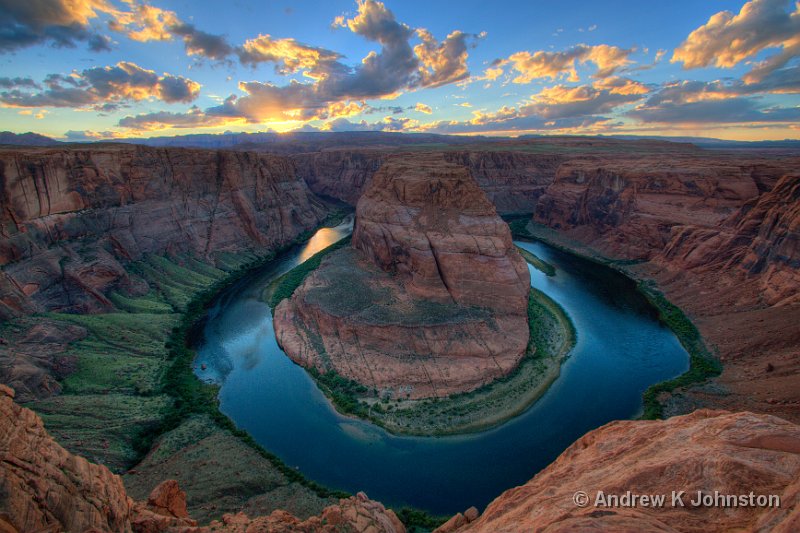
[0,0,798,141]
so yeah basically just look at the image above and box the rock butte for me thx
[275,154,531,399]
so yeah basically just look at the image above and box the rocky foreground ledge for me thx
[3,380,800,532]
[275,154,531,400]
[0,384,405,533]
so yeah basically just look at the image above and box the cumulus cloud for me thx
[0,61,200,108]
[321,116,416,132]
[0,0,116,52]
[415,102,432,114]
[672,0,800,82]
[415,29,481,87]
[0,76,40,89]
[504,44,635,83]
[628,97,800,124]
[422,79,645,134]
[237,34,343,76]
[111,1,234,61]
[63,129,126,141]
[170,22,234,60]
[121,0,478,129]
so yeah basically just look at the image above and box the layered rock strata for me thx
[275,155,530,399]
[0,144,327,318]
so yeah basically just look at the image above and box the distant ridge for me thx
[110,130,484,151]
[0,131,60,147]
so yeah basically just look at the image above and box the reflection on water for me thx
[193,221,689,515]
[299,226,347,262]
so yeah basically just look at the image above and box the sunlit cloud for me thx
[117,106,243,130]
[672,0,800,83]
[501,44,635,84]
[118,0,480,130]
[237,34,343,77]
[415,102,432,114]
[0,0,116,52]
[0,62,200,109]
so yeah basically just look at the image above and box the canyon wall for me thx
[528,150,800,422]
[292,150,562,214]
[0,145,327,318]
[5,376,800,533]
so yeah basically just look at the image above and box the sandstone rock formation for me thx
[0,384,133,532]
[0,384,405,533]
[0,144,327,318]
[352,155,530,313]
[275,154,531,399]
[446,409,800,533]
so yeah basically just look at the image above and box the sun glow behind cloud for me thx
[0,0,798,141]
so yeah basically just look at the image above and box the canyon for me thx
[275,154,531,400]
[289,137,800,424]
[0,135,798,531]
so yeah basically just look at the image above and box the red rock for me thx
[147,480,191,519]
[452,410,800,533]
[276,154,530,398]
[0,385,133,532]
[352,155,530,314]
[0,145,327,318]
[0,384,404,533]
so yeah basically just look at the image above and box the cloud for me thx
[237,34,343,76]
[415,29,480,87]
[321,116,416,131]
[111,2,178,42]
[117,106,237,130]
[0,61,200,108]
[0,76,40,89]
[628,97,800,124]
[63,129,126,141]
[422,79,645,133]
[415,102,432,114]
[0,0,117,52]
[169,23,234,60]
[627,74,800,124]
[111,1,234,61]
[145,0,478,126]
[504,44,635,83]
[672,0,800,82]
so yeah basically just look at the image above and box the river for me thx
[193,217,688,515]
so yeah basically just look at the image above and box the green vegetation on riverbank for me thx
[637,282,722,419]
[509,218,721,420]
[13,212,362,520]
[278,239,577,435]
[516,245,556,276]
[265,236,352,309]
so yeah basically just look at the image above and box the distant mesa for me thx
[274,154,531,400]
